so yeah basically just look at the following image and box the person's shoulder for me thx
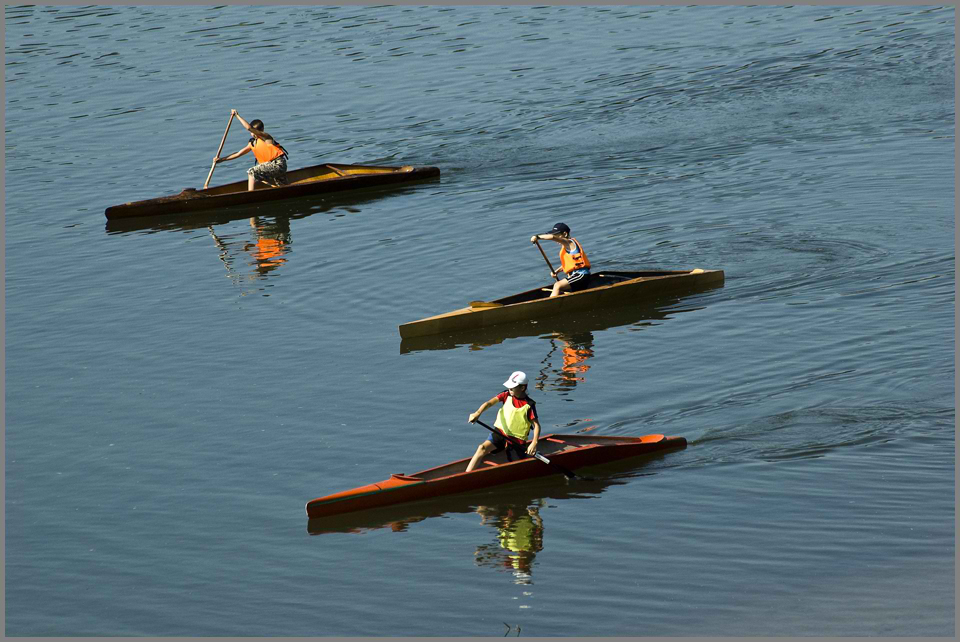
[496,390,510,401]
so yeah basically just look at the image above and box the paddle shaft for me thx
[473,419,581,479]
[203,113,236,189]
[534,239,560,281]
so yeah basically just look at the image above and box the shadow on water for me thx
[399,278,724,355]
[103,182,428,235]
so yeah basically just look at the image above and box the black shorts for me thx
[566,270,591,292]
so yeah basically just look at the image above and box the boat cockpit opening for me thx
[494,271,677,305]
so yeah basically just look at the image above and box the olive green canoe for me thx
[398,268,724,339]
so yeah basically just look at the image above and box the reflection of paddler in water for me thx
[207,216,291,281]
[245,216,290,276]
[474,500,545,584]
[535,331,595,391]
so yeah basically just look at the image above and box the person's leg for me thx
[248,174,256,191]
[466,440,496,472]
[551,278,570,298]
[259,158,287,188]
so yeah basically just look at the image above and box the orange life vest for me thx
[251,137,287,164]
[559,237,590,273]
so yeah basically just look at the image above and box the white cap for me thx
[503,371,528,388]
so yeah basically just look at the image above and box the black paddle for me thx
[473,419,586,481]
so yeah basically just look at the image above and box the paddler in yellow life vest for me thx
[530,222,591,298]
[214,109,289,192]
[466,371,541,472]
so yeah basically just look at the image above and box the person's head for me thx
[249,119,265,132]
[548,222,570,238]
[503,370,529,396]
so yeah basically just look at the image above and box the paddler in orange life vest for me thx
[530,222,591,298]
[466,371,541,472]
[214,109,289,192]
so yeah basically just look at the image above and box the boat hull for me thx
[398,269,724,339]
[305,433,686,519]
[104,163,440,220]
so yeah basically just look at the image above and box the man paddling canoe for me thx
[466,371,541,472]
[214,109,289,191]
[530,222,591,298]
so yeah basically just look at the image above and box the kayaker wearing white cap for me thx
[466,371,541,472]
[530,222,591,298]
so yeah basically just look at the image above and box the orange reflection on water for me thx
[536,331,595,392]
[208,216,291,288]
[245,217,289,276]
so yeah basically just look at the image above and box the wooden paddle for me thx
[474,419,586,480]
[534,239,560,281]
[469,300,503,309]
[203,112,235,190]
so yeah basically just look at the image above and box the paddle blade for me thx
[469,300,503,309]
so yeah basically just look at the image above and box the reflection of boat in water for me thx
[398,269,724,340]
[307,452,674,535]
[104,163,440,220]
[305,433,686,521]
[400,276,724,354]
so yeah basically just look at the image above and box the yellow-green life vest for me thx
[494,397,534,440]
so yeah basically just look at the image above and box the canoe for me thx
[104,162,440,220]
[307,465,638,535]
[399,273,724,353]
[305,433,686,520]
[398,268,724,339]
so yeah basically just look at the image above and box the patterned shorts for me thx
[247,156,288,185]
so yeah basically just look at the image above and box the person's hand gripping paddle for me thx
[473,419,588,480]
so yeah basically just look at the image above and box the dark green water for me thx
[5,5,954,636]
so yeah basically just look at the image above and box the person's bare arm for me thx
[232,109,272,141]
[526,419,541,455]
[216,143,252,163]
[468,396,500,423]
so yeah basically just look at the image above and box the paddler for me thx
[214,109,289,191]
[530,222,591,297]
[466,371,541,472]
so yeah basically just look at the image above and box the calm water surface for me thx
[5,5,954,637]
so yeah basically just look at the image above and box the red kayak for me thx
[306,433,686,520]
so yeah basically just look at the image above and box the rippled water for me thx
[5,5,954,637]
